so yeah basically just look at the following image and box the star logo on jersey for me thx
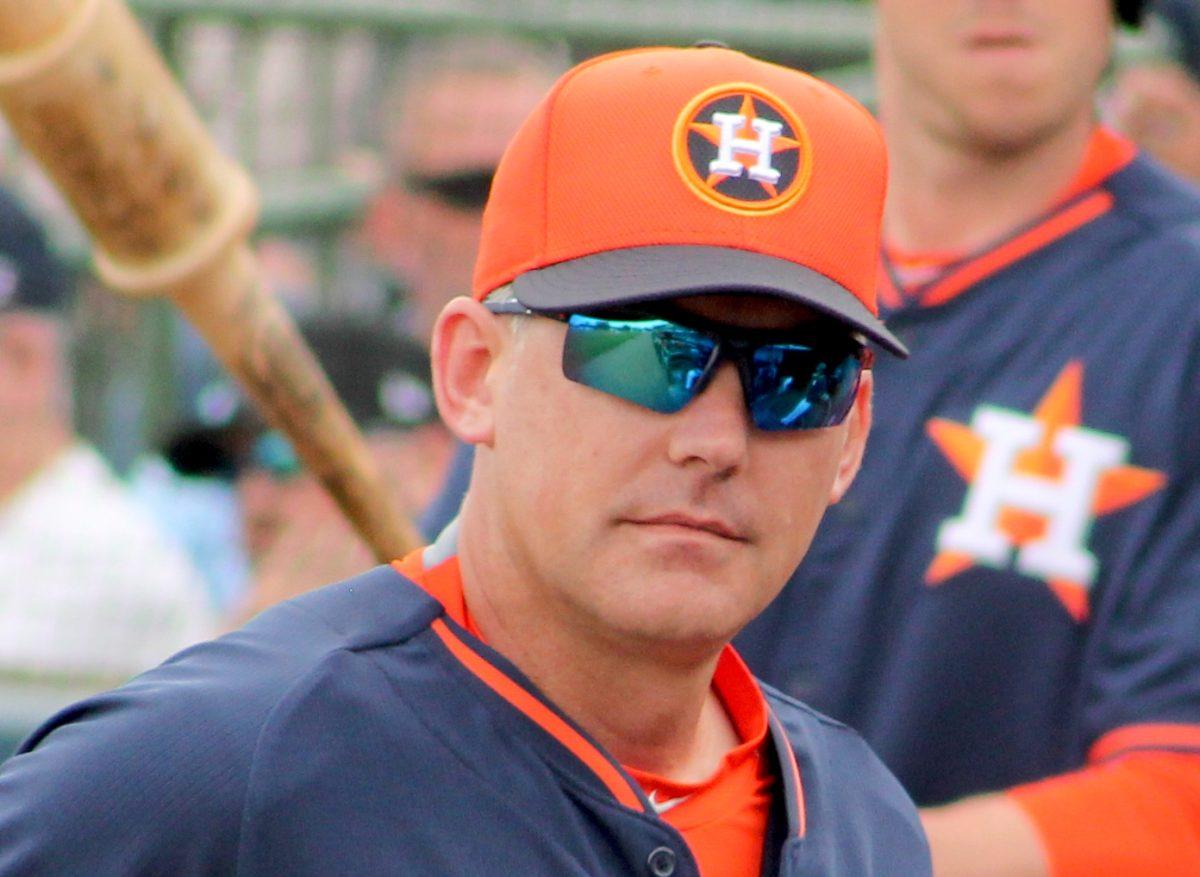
[925,362,1166,621]
[672,83,812,215]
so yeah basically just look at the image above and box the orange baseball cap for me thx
[472,44,905,356]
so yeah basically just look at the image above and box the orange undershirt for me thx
[883,245,964,293]
[625,649,774,877]
[1009,750,1200,877]
[394,550,774,877]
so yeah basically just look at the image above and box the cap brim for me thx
[511,245,908,357]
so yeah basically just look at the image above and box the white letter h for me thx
[708,112,783,184]
[936,406,1129,587]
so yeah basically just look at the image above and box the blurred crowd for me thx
[1,6,1200,863]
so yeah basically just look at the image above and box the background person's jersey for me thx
[736,141,1200,806]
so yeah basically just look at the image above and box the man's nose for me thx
[665,362,751,476]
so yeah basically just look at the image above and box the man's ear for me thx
[430,297,507,447]
[828,369,873,504]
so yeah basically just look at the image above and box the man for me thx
[364,33,567,342]
[0,187,215,756]
[735,2,1200,875]
[363,33,567,539]
[0,46,930,875]
[211,37,565,614]
[131,315,440,619]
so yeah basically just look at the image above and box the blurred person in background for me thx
[730,1,1200,875]
[363,33,569,344]
[1110,0,1200,181]
[362,34,568,541]
[231,315,440,622]
[0,187,215,756]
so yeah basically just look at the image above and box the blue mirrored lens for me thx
[747,344,861,430]
[562,314,716,413]
[559,312,863,431]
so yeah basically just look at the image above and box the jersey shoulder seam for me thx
[230,632,433,868]
[226,576,443,866]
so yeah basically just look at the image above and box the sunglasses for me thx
[485,301,872,431]
[405,169,493,211]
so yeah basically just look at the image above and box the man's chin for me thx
[594,590,755,660]
[952,101,1071,157]
[623,526,752,579]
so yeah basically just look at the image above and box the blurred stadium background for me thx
[0,0,1164,754]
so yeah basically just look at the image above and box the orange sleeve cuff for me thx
[1008,752,1200,877]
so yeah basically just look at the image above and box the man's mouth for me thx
[627,512,748,542]
[964,23,1037,52]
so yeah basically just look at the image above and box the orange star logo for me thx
[672,83,812,215]
[926,362,1166,621]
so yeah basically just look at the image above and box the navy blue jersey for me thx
[737,138,1200,806]
[0,561,928,875]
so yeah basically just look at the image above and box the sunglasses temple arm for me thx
[481,300,535,316]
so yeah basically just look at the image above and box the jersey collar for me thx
[391,543,808,839]
[879,126,1137,311]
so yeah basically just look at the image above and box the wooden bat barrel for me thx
[0,0,419,562]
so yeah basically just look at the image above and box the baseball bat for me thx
[0,0,420,561]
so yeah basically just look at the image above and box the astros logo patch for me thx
[672,83,812,215]
[925,362,1166,622]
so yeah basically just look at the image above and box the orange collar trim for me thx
[391,549,788,827]
[916,191,1113,308]
[394,550,646,810]
[1057,125,1137,203]
[882,126,1136,309]
[429,616,646,810]
[625,649,770,795]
